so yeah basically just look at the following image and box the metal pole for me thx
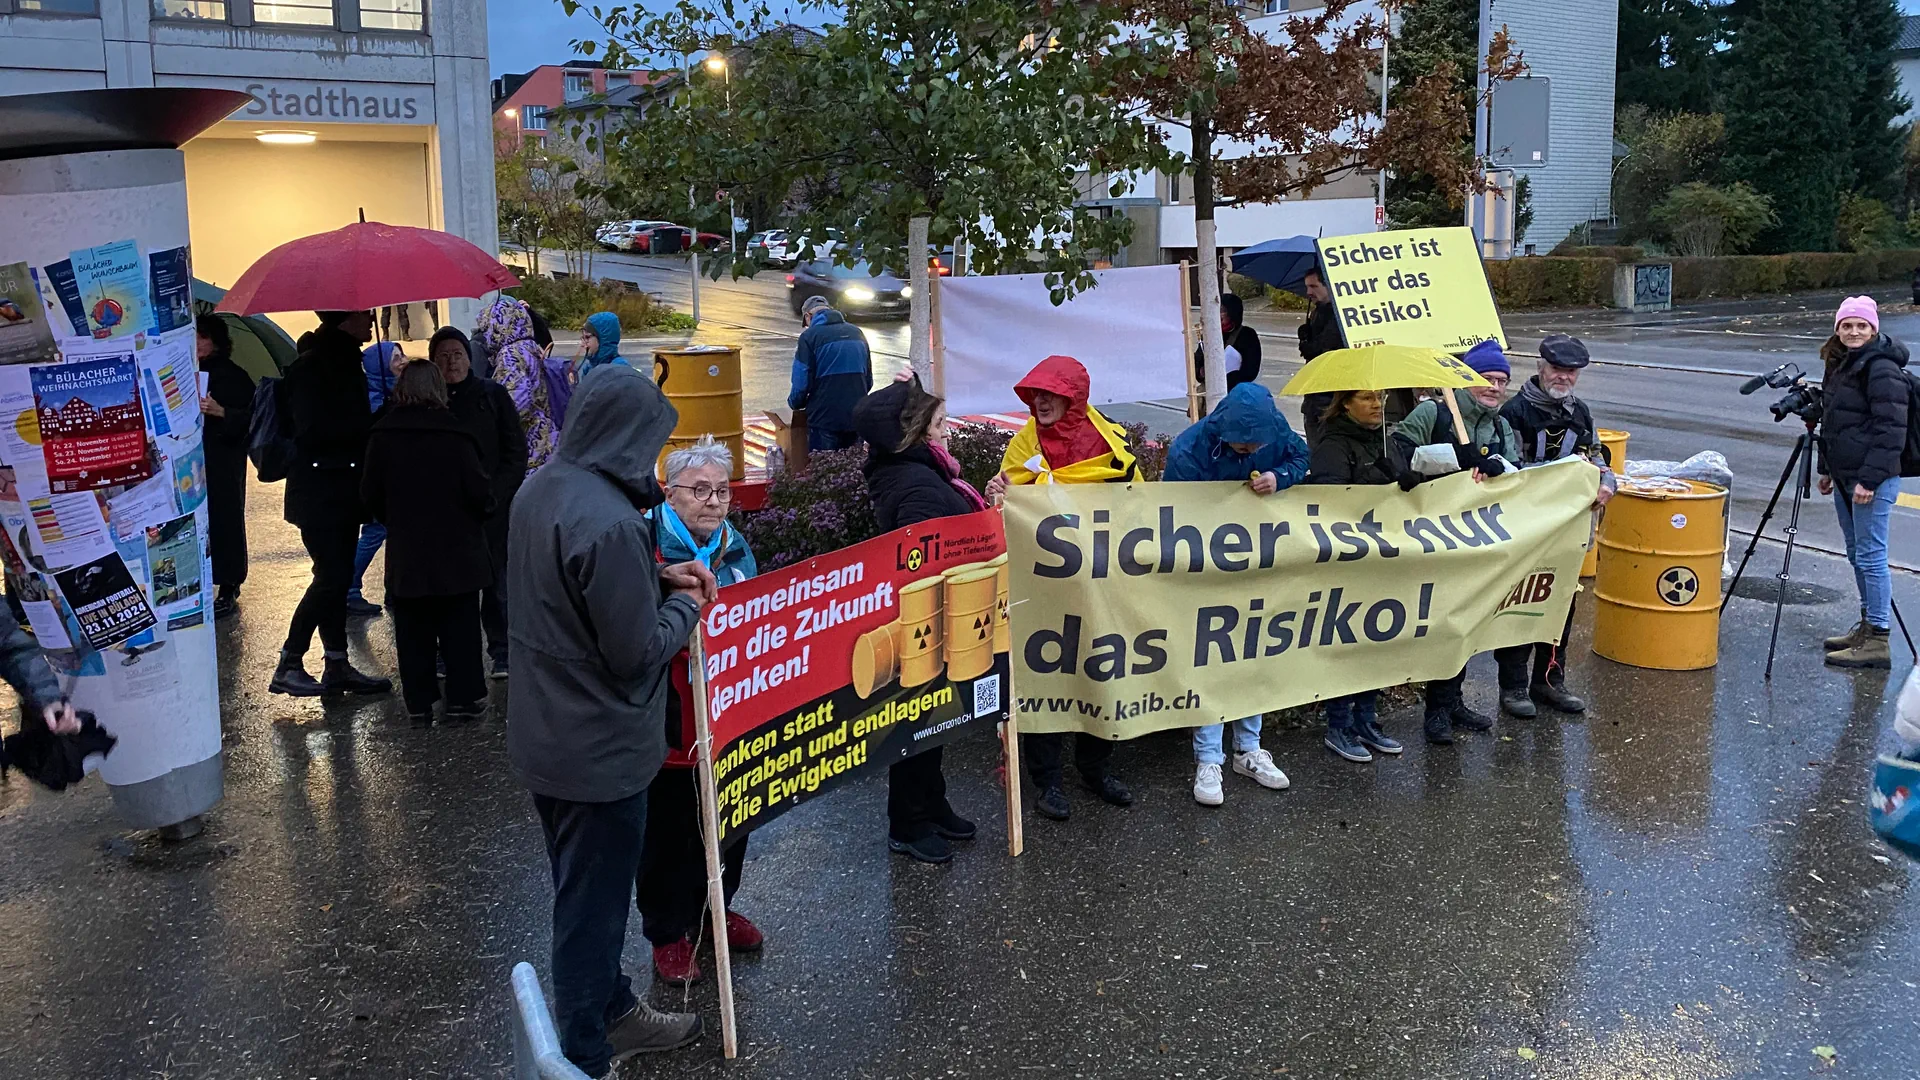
[1378,9,1390,219]
[684,54,700,324]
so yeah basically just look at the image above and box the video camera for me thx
[1739,362,1824,425]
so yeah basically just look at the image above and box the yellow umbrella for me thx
[1279,344,1487,396]
[1281,344,1490,449]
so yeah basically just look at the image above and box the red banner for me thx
[698,509,1009,844]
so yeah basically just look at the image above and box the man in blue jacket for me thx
[788,295,873,452]
[1163,383,1309,806]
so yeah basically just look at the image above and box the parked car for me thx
[695,232,729,252]
[777,228,844,269]
[626,224,685,254]
[786,259,910,320]
[596,220,645,250]
[614,221,677,252]
[752,229,789,265]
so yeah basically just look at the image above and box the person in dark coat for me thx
[271,310,392,698]
[196,314,254,619]
[852,377,985,864]
[1296,270,1424,448]
[432,327,527,678]
[1193,293,1264,392]
[348,340,407,619]
[1495,334,1616,717]
[507,364,715,1075]
[790,295,874,451]
[1307,389,1407,764]
[1818,296,1910,669]
[361,361,494,723]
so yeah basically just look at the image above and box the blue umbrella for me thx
[1230,235,1322,296]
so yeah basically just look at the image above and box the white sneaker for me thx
[1193,762,1224,806]
[1233,748,1290,790]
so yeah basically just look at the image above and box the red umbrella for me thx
[214,221,521,316]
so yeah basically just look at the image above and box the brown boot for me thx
[1824,616,1869,651]
[1826,628,1891,669]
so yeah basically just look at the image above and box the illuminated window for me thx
[153,0,226,17]
[522,106,549,131]
[254,0,334,26]
[17,0,98,12]
[360,0,422,32]
[565,74,594,101]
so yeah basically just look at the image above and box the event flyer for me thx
[146,246,193,335]
[106,470,179,541]
[0,262,58,366]
[69,241,149,341]
[146,513,203,629]
[28,491,115,569]
[138,333,200,438]
[699,508,1010,846]
[168,435,206,512]
[37,260,89,338]
[32,354,152,492]
[51,551,156,650]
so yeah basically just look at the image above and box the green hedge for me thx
[1670,249,1920,300]
[1481,257,1615,308]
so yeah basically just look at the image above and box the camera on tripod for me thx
[1739,362,1825,424]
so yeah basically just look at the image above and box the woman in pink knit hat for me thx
[1817,295,1909,668]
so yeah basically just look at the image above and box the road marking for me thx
[1900,493,1920,510]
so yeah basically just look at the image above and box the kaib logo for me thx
[1495,570,1556,617]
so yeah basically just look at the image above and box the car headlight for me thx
[900,285,913,299]
[842,285,876,302]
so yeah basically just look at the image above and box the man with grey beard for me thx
[1496,334,1618,718]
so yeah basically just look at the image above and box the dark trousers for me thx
[389,592,484,713]
[887,746,947,841]
[636,766,746,946]
[1324,689,1381,732]
[481,583,509,663]
[808,427,860,452]
[1495,595,1578,690]
[1425,665,1470,714]
[1024,732,1114,790]
[206,448,248,589]
[283,521,360,656]
[533,788,649,1078]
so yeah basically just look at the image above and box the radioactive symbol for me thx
[905,548,924,571]
[1657,565,1700,607]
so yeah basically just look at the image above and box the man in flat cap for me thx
[1496,333,1618,719]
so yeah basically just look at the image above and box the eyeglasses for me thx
[1480,375,1511,389]
[672,483,732,503]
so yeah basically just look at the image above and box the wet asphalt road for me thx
[0,468,1917,1076]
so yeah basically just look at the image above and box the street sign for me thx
[1375,204,1385,228]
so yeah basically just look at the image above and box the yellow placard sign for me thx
[1005,461,1596,739]
[1316,226,1507,352]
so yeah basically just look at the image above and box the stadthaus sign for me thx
[157,76,434,126]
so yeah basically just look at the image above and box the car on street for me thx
[787,258,910,320]
[597,220,651,250]
[749,229,788,265]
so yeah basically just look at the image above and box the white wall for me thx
[1159,197,1379,250]
[1490,0,1619,249]
[1897,55,1920,120]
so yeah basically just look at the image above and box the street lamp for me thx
[704,54,727,74]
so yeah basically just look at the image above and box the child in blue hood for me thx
[578,310,627,378]
[1162,383,1309,806]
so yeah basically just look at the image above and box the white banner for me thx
[936,265,1189,418]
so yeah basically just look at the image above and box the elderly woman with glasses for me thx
[637,435,762,988]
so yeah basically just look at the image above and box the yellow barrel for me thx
[1582,428,1632,577]
[1591,479,1726,670]
[942,565,998,619]
[989,553,1010,653]
[654,346,745,480]
[896,613,944,687]
[899,575,944,622]
[850,625,897,698]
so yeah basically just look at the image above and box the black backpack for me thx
[247,376,296,483]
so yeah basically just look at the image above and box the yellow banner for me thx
[1316,226,1507,352]
[1005,461,1597,737]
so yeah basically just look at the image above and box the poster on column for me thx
[146,246,193,335]
[1315,226,1506,352]
[0,262,58,366]
[1002,460,1598,738]
[699,508,1011,846]
[138,333,200,438]
[145,513,204,629]
[51,551,156,649]
[68,240,149,341]
[32,354,153,492]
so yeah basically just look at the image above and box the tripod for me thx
[1726,424,1916,678]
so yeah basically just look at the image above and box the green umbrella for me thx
[192,278,295,384]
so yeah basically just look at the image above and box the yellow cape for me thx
[1001,406,1138,485]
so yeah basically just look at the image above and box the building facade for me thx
[0,0,498,337]
[491,60,670,151]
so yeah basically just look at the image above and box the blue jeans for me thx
[1324,689,1381,733]
[349,522,386,601]
[1833,477,1899,630]
[1193,716,1262,764]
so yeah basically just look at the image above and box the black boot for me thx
[1083,773,1134,807]
[1530,681,1587,714]
[269,652,324,697]
[1500,687,1538,718]
[1449,703,1494,731]
[322,655,392,695]
[1423,709,1454,745]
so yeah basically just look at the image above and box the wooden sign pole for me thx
[687,638,739,1059]
[928,268,947,398]
[1178,260,1198,421]
[1003,697,1025,858]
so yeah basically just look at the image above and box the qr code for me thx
[973,674,1001,717]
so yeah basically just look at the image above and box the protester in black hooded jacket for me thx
[196,314,254,618]
[431,326,526,677]
[853,378,982,865]
[1193,293,1263,391]
[271,310,391,698]
[361,361,494,723]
